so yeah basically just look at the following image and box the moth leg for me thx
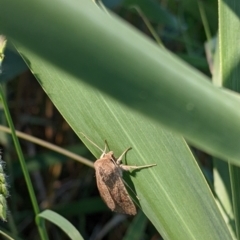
[116,147,132,165]
[119,163,156,171]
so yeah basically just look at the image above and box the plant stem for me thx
[0,85,49,240]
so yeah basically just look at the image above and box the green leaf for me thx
[37,210,83,240]
[217,0,240,238]
[123,211,148,240]
[0,0,240,164]
[0,0,234,239]
[9,44,231,239]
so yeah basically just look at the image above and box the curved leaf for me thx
[0,0,234,239]
[0,0,239,164]
[37,210,83,240]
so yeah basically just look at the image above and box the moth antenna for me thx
[104,140,111,152]
[80,132,104,153]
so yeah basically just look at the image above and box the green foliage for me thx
[0,0,239,239]
[37,210,84,240]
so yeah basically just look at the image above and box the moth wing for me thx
[94,162,115,210]
[108,171,136,215]
[94,159,136,215]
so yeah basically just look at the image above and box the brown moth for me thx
[81,133,156,215]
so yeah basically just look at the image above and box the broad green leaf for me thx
[0,0,235,239]
[10,43,231,239]
[0,0,240,164]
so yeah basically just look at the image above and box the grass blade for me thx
[37,210,83,240]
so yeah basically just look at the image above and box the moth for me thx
[81,133,156,215]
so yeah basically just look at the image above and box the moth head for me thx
[100,151,114,159]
